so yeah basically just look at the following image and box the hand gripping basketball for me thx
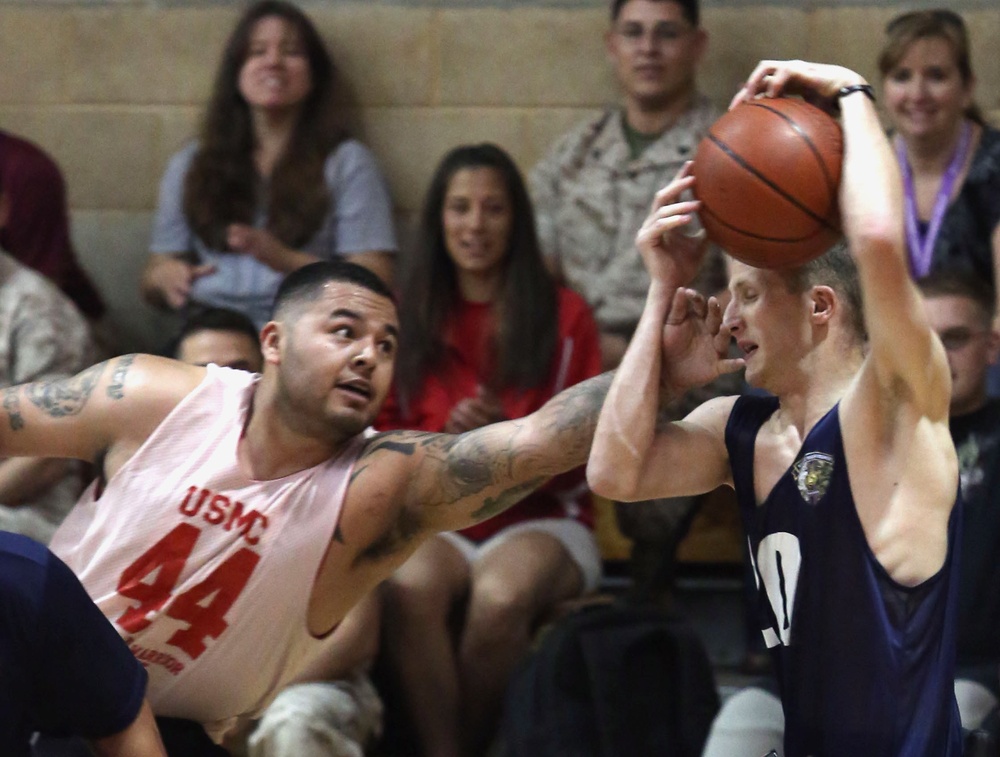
[693,96,843,269]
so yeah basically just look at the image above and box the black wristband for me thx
[837,84,876,103]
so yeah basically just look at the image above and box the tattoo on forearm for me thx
[3,388,23,431]
[107,354,136,400]
[447,435,495,492]
[352,373,613,538]
[470,477,546,521]
[26,362,104,418]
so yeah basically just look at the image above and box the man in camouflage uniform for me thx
[530,0,735,597]
[0,182,96,544]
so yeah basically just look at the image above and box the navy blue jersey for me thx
[0,531,147,754]
[725,395,962,757]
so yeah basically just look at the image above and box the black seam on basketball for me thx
[749,100,839,203]
[706,131,838,234]
[700,205,832,244]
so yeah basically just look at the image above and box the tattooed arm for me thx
[0,354,204,472]
[349,372,613,539]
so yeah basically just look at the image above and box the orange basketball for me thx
[693,97,843,269]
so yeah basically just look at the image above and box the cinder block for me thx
[154,107,202,176]
[312,6,436,108]
[806,8,891,87]
[354,105,531,213]
[966,10,1000,112]
[0,108,66,164]
[438,8,616,107]
[72,209,174,355]
[24,109,164,212]
[0,9,70,104]
[63,7,236,105]
[701,7,809,107]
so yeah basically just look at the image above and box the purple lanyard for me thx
[896,121,972,278]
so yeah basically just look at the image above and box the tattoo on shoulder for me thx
[3,388,23,431]
[107,354,137,400]
[26,362,105,418]
[357,431,438,461]
[356,506,423,563]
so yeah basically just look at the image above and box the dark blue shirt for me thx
[726,395,962,757]
[0,531,147,755]
[951,399,1000,667]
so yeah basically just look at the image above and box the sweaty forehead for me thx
[311,281,398,324]
[727,260,761,288]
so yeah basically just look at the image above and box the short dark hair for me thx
[918,270,994,324]
[167,307,260,359]
[784,240,866,343]
[611,0,699,26]
[272,260,396,319]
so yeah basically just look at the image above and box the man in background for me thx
[530,0,734,601]
[0,172,95,544]
[920,271,1000,739]
[530,0,717,371]
[169,307,263,373]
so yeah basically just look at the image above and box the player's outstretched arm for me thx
[736,60,949,418]
[837,74,950,417]
[352,371,613,535]
[0,354,204,466]
[588,166,741,502]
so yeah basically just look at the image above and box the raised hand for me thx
[659,287,744,396]
[227,224,300,273]
[636,162,709,290]
[443,386,507,434]
[143,257,216,310]
[729,59,867,113]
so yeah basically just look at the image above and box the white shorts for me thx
[439,518,602,594]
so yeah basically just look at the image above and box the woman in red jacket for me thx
[379,143,603,757]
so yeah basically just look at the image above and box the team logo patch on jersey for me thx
[791,452,834,505]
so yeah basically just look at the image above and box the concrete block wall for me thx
[1,1,997,352]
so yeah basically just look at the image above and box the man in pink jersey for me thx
[0,260,612,754]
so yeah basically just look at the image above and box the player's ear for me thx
[604,26,618,62]
[691,27,708,63]
[260,321,282,366]
[809,285,835,326]
[986,325,1000,366]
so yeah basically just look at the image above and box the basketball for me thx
[692,97,843,269]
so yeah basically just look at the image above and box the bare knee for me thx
[385,542,468,625]
[464,574,535,646]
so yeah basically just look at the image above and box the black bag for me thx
[501,601,720,757]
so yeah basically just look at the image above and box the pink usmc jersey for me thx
[50,365,365,738]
